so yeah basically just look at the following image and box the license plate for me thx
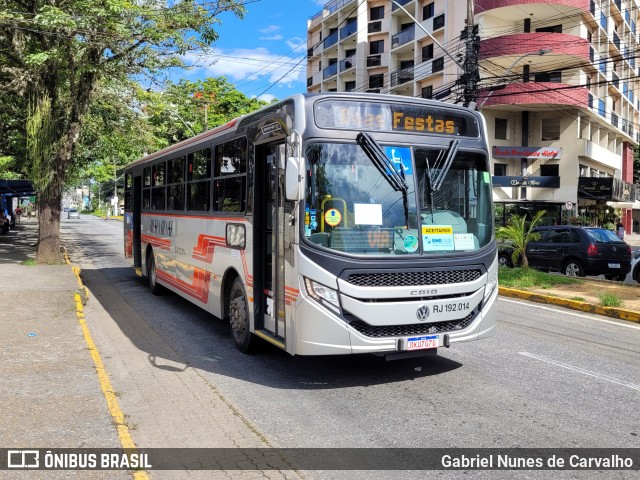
[406,335,438,351]
[608,263,620,268]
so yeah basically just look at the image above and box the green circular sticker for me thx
[403,235,418,253]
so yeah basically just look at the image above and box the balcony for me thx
[340,20,357,40]
[391,25,415,49]
[391,67,414,87]
[323,30,339,50]
[323,62,338,80]
[613,31,621,50]
[339,56,355,72]
[391,0,412,11]
[367,55,381,67]
[612,71,620,90]
[612,112,619,128]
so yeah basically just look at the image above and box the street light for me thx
[480,49,552,107]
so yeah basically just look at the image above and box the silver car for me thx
[67,208,80,219]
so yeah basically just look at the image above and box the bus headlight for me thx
[304,277,341,313]
[483,258,498,305]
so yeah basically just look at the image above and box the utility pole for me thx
[459,0,480,108]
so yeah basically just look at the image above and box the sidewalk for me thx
[0,218,129,478]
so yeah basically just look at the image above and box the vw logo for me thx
[416,305,430,321]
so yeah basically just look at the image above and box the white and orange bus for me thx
[124,92,498,358]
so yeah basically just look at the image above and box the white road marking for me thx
[519,352,640,392]
[499,297,640,331]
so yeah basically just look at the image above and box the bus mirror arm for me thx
[285,156,304,201]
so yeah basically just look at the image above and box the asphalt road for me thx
[61,214,640,480]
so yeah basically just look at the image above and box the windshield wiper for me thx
[430,139,460,192]
[356,132,409,228]
[356,132,408,193]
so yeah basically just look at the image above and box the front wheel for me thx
[498,253,513,268]
[228,277,255,353]
[563,260,584,277]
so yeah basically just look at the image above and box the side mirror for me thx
[285,156,303,201]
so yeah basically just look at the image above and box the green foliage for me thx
[496,210,547,269]
[598,292,623,308]
[0,156,23,179]
[571,296,585,302]
[498,267,579,289]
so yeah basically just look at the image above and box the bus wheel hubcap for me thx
[230,297,246,338]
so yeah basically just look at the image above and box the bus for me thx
[123,92,498,359]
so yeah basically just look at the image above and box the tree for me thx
[496,210,546,269]
[0,0,246,263]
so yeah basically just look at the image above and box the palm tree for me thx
[496,210,547,269]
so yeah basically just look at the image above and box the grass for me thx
[498,267,580,290]
[571,296,586,302]
[598,292,624,308]
[21,258,37,266]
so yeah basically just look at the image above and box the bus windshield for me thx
[304,142,493,256]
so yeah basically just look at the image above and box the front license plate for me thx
[608,263,620,268]
[432,300,471,314]
[406,335,438,351]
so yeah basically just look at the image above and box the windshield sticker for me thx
[384,146,413,175]
[354,203,383,226]
[483,171,491,183]
[325,208,342,227]
[403,235,419,253]
[454,233,475,250]
[422,225,455,251]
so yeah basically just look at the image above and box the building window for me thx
[370,40,384,55]
[495,118,508,140]
[579,164,588,176]
[433,14,445,30]
[494,163,507,176]
[370,6,384,21]
[422,44,434,61]
[421,86,433,99]
[541,118,561,141]
[423,3,434,20]
[540,164,559,176]
[432,57,444,72]
[369,74,384,89]
[535,25,562,33]
[535,71,561,83]
[345,81,356,92]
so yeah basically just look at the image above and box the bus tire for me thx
[228,277,255,353]
[147,250,164,296]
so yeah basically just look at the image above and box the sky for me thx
[181,0,325,103]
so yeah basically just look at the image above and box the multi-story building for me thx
[307,0,640,233]
[306,0,464,100]
[478,0,639,231]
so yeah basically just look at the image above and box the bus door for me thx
[254,141,289,346]
[132,175,142,268]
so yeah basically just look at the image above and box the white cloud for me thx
[259,35,284,41]
[286,37,307,54]
[259,25,281,34]
[257,93,277,103]
[185,48,305,88]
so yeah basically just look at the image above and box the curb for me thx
[62,247,149,480]
[499,286,640,324]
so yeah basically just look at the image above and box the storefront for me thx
[577,177,636,230]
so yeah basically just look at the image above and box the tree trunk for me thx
[36,182,63,264]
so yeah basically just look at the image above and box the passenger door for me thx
[526,228,549,269]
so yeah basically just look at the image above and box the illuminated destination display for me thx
[314,100,479,137]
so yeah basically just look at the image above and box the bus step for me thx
[254,330,286,350]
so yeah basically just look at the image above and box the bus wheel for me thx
[147,250,164,296]
[228,277,255,353]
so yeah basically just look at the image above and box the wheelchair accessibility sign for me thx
[384,146,412,175]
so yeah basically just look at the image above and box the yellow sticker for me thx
[422,225,453,235]
[325,208,342,227]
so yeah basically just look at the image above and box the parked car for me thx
[67,208,80,219]
[500,225,631,280]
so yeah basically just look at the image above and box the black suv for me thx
[499,226,631,280]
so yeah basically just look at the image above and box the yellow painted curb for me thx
[66,251,149,479]
[499,286,640,324]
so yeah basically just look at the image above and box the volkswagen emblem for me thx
[416,305,430,321]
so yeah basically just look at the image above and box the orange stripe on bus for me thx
[156,267,210,304]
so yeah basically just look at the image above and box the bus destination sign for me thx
[314,100,479,137]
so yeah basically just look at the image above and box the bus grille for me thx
[346,269,482,287]
[348,310,476,338]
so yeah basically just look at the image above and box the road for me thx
[61,215,640,480]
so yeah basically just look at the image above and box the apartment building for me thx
[306,0,465,99]
[307,0,640,233]
[476,0,639,230]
